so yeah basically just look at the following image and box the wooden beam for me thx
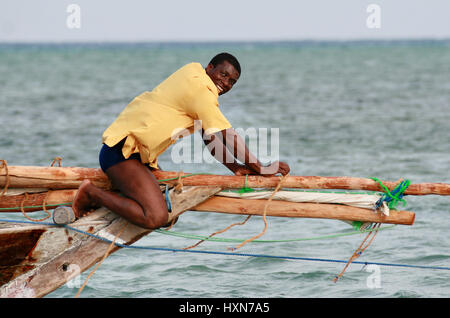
[1,166,449,195]
[0,189,77,212]
[191,196,415,225]
[1,188,415,225]
[0,166,111,190]
[154,171,450,196]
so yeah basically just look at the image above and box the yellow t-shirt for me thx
[102,62,232,169]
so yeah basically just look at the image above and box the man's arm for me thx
[202,128,290,176]
[202,129,251,175]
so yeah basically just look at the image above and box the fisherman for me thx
[72,53,290,229]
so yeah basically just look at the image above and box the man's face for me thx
[205,61,240,95]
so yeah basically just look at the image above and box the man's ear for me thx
[205,63,214,73]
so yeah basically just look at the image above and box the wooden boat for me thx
[0,165,448,297]
[0,185,221,297]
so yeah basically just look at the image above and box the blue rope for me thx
[1,218,450,272]
[373,178,410,210]
[164,185,172,212]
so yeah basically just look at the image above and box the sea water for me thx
[0,41,449,298]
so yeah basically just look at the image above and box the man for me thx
[72,53,290,229]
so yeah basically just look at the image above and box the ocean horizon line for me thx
[1,38,450,49]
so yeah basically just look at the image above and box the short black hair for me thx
[209,52,241,75]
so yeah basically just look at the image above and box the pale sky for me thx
[1,0,450,42]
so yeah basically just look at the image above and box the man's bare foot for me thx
[72,179,97,218]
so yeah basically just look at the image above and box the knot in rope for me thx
[174,170,184,193]
[372,177,410,210]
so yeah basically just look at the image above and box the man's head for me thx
[205,53,241,95]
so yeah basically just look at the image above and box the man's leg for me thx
[72,159,169,229]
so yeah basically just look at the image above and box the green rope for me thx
[154,224,396,244]
[238,174,255,194]
[351,221,366,231]
[371,177,410,210]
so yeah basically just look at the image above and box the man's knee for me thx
[142,209,169,229]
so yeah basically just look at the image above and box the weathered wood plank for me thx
[0,208,116,288]
[1,166,449,195]
[0,189,77,212]
[191,196,415,225]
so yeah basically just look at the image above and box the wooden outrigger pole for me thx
[0,188,415,225]
[1,166,450,195]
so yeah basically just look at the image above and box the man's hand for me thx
[232,161,290,176]
[203,128,290,177]
[259,161,290,176]
[232,164,258,176]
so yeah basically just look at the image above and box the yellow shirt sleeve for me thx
[102,63,232,169]
[184,80,232,136]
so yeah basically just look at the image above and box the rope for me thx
[38,219,450,273]
[0,216,396,243]
[116,245,450,272]
[183,215,252,250]
[372,177,410,210]
[161,185,179,230]
[0,218,449,282]
[333,223,381,282]
[19,192,51,222]
[238,174,254,193]
[155,225,396,243]
[0,160,10,197]
[75,221,128,298]
[179,173,263,250]
[182,173,290,252]
[50,157,63,167]
[118,245,450,272]
[171,170,184,194]
[231,173,289,251]
[162,171,186,230]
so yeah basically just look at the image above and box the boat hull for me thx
[0,186,222,297]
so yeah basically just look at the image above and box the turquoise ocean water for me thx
[0,41,449,298]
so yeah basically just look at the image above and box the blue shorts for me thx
[99,138,142,172]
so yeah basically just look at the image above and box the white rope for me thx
[217,190,390,216]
